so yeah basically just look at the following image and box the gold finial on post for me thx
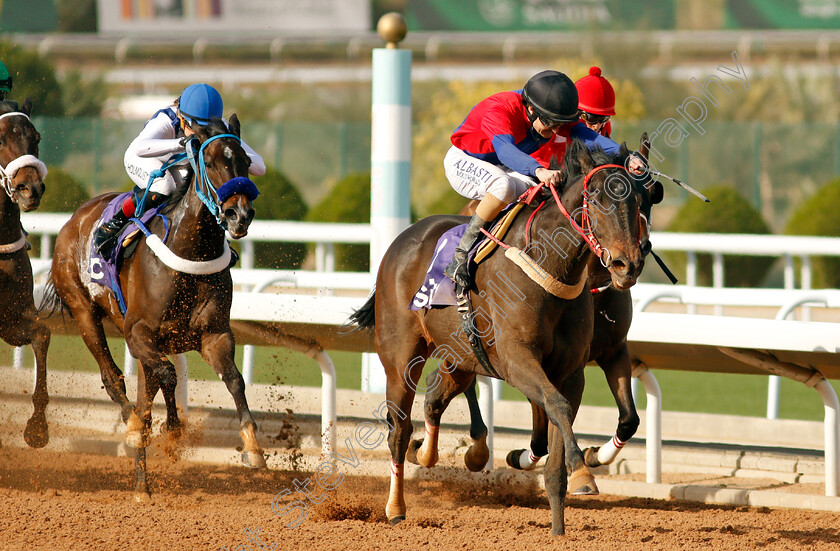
[377,12,407,49]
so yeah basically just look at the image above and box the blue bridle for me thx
[184,133,259,229]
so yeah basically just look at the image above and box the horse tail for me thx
[37,275,70,318]
[344,287,376,331]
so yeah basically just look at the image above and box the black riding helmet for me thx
[522,70,579,126]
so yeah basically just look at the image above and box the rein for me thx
[0,112,47,199]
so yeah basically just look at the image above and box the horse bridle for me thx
[550,163,634,268]
[0,111,47,200]
[184,133,258,229]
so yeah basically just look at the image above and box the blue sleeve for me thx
[570,123,620,154]
[491,133,542,177]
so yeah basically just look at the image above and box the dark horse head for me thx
[175,114,256,239]
[0,99,45,212]
[560,139,647,290]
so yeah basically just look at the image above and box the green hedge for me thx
[665,186,774,287]
[784,178,840,288]
[250,167,308,269]
[307,172,370,272]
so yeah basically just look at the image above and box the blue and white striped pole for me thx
[363,13,412,393]
[370,15,411,271]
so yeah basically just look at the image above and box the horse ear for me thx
[619,141,629,158]
[638,132,650,162]
[228,113,241,137]
[22,97,33,117]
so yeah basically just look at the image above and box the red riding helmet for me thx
[575,66,616,116]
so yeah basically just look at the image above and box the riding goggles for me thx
[580,111,611,125]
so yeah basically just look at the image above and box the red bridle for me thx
[549,163,626,260]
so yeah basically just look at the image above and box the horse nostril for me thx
[610,259,627,274]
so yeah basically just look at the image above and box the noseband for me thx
[0,112,47,199]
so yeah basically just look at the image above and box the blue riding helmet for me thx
[178,83,223,126]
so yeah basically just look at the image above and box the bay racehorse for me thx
[444,134,662,473]
[350,139,645,535]
[0,99,50,448]
[46,116,265,499]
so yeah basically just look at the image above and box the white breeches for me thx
[443,146,535,204]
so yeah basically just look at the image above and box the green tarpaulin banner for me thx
[406,0,675,31]
[726,0,840,29]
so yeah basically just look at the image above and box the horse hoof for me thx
[241,450,267,469]
[406,439,422,465]
[506,449,524,469]
[583,446,602,468]
[464,443,490,472]
[569,468,599,496]
[125,432,144,449]
[388,515,405,526]
[24,417,49,449]
[134,492,152,504]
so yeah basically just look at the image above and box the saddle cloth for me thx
[88,192,168,314]
[409,203,524,311]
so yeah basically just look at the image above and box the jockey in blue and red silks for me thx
[442,70,645,290]
[93,83,266,258]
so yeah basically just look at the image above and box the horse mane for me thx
[561,139,629,184]
[0,100,20,115]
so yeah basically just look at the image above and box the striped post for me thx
[364,14,411,393]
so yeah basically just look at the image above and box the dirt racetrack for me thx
[2,446,840,551]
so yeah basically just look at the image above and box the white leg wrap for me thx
[519,449,542,470]
[596,434,626,465]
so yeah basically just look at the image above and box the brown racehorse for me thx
[0,99,50,448]
[46,116,265,500]
[444,134,663,473]
[350,139,645,535]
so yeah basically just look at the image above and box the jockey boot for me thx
[443,213,490,290]
[93,210,131,258]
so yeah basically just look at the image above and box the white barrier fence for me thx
[14,213,840,495]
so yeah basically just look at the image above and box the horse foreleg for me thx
[585,345,638,468]
[544,422,567,536]
[126,323,182,439]
[131,361,158,502]
[23,317,50,448]
[506,401,547,471]
[202,332,265,469]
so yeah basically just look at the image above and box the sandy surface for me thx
[1,446,839,551]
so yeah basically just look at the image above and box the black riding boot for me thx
[443,213,490,289]
[93,210,131,258]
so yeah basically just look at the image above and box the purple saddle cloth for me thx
[409,224,472,311]
[88,192,167,314]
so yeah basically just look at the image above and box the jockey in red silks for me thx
[93,83,266,258]
[575,66,615,138]
[442,69,644,290]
